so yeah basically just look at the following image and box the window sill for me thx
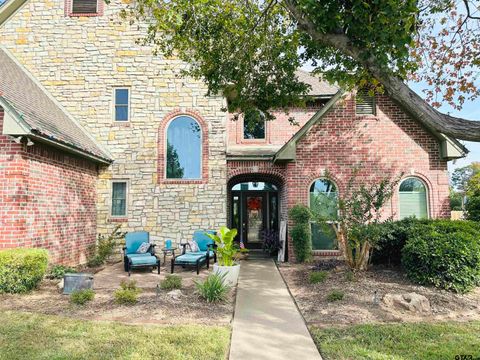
[68,13,100,17]
[241,139,267,144]
[108,217,128,223]
[312,250,341,257]
[160,179,207,185]
[111,121,131,127]
[355,113,377,118]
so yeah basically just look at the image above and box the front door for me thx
[243,193,266,248]
[230,186,278,249]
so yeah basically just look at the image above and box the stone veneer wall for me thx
[0,108,98,265]
[0,0,228,247]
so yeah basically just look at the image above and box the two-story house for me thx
[0,0,467,264]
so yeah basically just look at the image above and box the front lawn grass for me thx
[311,321,480,360]
[0,311,230,360]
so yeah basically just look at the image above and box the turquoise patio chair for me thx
[123,231,160,276]
[170,230,217,275]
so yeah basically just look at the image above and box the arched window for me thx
[309,179,338,250]
[399,177,428,219]
[166,116,202,179]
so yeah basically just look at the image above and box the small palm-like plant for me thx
[195,273,230,303]
[206,226,238,266]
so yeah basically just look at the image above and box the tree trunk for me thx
[284,1,480,141]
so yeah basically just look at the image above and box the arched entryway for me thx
[227,173,286,251]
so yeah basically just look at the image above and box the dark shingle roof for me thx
[295,69,339,97]
[0,48,111,162]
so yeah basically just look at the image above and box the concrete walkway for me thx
[229,259,322,360]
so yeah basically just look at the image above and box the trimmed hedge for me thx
[371,218,480,293]
[0,248,48,293]
[372,218,480,266]
[371,218,429,266]
[402,229,480,293]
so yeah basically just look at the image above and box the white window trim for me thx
[112,87,131,122]
[110,180,129,218]
[164,115,203,180]
[398,176,430,219]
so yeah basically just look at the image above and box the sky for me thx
[409,82,480,172]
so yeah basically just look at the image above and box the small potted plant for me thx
[206,226,242,286]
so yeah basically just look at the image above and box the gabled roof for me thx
[0,47,112,163]
[274,90,467,163]
[295,70,339,97]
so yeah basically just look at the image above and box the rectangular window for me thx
[355,90,376,115]
[114,88,130,122]
[243,119,265,139]
[111,181,127,217]
[71,0,97,14]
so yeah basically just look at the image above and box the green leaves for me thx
[205,226,238,266]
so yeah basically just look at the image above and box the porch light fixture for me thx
[26,138,34,146]
[13,136,22,144]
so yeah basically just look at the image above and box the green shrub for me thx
[344,271,355,282]
[47,265,76,279]
[466,173,480,221]
[372,218,480,266]
[0,248,48,293]
[402,230,480,293]
[114,280,141,305]
[194,273,230,303]
[87,225,126,267]
[70,289,95,305]
[160,275,182,290]
[371,218,426,266]
[326,290,344,302]
[309,271,328,284]
[289,204,312,263]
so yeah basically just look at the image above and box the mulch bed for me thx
[0,265,234,326]
[279,262,480,327]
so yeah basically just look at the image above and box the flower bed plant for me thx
[0,248,48,293]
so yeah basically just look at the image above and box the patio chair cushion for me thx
[129,255,158,266]
[193,230,216,252]
[126,253,149,259]
[174,252,206,264]
[189,250,215,258]
[125,231,150,255]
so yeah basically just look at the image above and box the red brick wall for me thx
[227,109,318,146]
[227,93,450,261]
[0,107,99,265]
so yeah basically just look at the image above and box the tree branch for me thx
[283,0,480,141]
[463,0,480,20]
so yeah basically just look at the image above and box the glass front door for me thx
[245,195,264,245]
[230,182,279,249]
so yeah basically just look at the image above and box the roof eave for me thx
[0,0,27,25]
[1,97,112,164]
[273,90,345,163]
